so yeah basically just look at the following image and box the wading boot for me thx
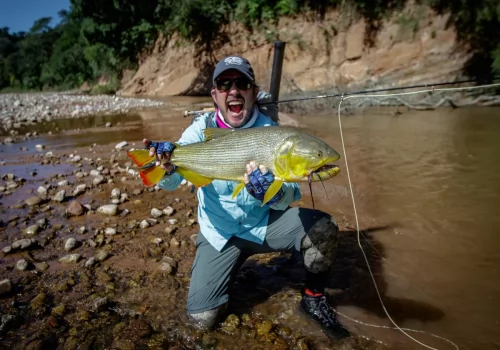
[299,290,350,340]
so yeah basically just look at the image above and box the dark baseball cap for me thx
[212,55,255,82]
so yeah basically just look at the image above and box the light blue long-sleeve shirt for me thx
[158,110,302,251]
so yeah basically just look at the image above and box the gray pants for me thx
[186,207,339,330]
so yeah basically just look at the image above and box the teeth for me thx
[228,101,243,105]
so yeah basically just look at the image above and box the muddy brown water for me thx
[1,100,499,350]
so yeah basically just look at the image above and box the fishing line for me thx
[333,82,500,350]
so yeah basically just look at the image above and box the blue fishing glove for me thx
[245,168,284,206]
[144,140,177,174]
[144,141,176,155]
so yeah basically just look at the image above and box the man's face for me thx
[211,70,258,128]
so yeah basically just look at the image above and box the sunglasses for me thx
[215,78,253,92]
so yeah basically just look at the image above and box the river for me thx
[1,99,499,350]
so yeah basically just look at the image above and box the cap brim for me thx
[213,67,254,82]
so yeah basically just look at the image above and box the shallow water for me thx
[1,100,499,350]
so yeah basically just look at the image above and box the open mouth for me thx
[313,164,339,173]
[228,100,244,116]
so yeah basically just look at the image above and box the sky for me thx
[0,0,70,33]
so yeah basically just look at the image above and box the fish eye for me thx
[317,151,323,158]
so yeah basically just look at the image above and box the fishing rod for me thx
[183,75,500,116]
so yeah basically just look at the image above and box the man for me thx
[144,55,349,339]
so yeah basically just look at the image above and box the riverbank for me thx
[0,92,172,136]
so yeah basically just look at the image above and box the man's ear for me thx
[253,85,260,101]
[210,88,217,103]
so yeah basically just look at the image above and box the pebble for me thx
[151,208,163,218]
[59,254,81,264]
[163,206,174,216]
[97,204,118,216]
[24,224,40,236]
[0,279,12,295]
[16,259,29,271]
[104,228,117,235]
[64,238,77,251]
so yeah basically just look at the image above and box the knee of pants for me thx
[300,214,339,273]
[188,303,227,330]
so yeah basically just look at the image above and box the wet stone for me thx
[0,279,12,295]
[140,220,150,229]
[73,184,87,196]
[25,196,42,206]
[52,190,66,202]
[64,238,77,251]
[11,238,36,250]
[97,204,118,216]
[66,200,85,216]
[163,206,175,216]
[151,208,163,218]
[24,224,40,236]
[59,254,81,264]
[93,176,105,185]
[57,180,69,187]
[105,228,117,235]
[111,188,121,198]
[34,262,49,271]
[2,246,12,254]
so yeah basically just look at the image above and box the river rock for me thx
[115,141,128,150]
[24,224,40,235]
[24,196,42,207]
[59,254,81,264]
[140,220,150,229]
[111,188,121,198]
[73,184,87,196]
[57,179,69,187]
[151,208,163,218]
[93,176,105,185]
[0,279,12,295]
[52,190,66,202]
[37,186,47,199]
[66,200,85,216]
[97,204,118,216]
[11,238,36,250]
[163,206,174,216]
[64,238,77,251]
[16,259,29,271]
[104,228,117,235]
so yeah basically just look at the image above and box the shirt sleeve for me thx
[158,115,206,191]
[268,182,302,210]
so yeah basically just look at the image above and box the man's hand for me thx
[143,139,176,174]
[244,161,283,205]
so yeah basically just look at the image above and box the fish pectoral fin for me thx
[128,149,156,168]
[231,183,246,199]
[176,168,213,187]
[203,128,235,141]
[140,167,166,187]
[261,180,284,206]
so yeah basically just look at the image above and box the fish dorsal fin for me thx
[203,128,235,141]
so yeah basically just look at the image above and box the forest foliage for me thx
[1,0,499,93]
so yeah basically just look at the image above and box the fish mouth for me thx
[309,164,340,181]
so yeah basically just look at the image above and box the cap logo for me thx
[224,56,243,65]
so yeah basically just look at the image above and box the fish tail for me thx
[128,149,156,168]
[140,166,167,187]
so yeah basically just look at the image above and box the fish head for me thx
[275,132,341,182]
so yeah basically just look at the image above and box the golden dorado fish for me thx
[127,126,341,205]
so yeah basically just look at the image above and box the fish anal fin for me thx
[176,168,213,187]
[261,180,284,206]
[128,149,156,168]
[203,128,234,141]
[140,167,166,187]
[231,183,246,199]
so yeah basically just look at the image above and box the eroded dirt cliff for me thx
[118,3,468,97]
